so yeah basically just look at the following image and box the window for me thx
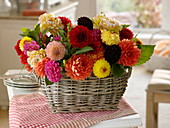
[96,0,161,29]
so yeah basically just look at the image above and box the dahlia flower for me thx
[77,17,93,30]
[119,28,134,40]
[39,13,64,36]
[53,36,61,41]
[101,30,120,45]
[45,41,66,61]
[19,36,32,51]
[91,29,102,42]
[134,38,143,45]
[87,50,104,64]
[14,40,22,56]
[58,16,72,32]
[45,60,62,83]
[23,41,40,55]
[27,49,46,67]
[91,13,121,32]
[93,59,111,78]
[69,25,92,48]
[104,45,121,65]
[20,52,28,65]
[65,54,93,80]
[35,57,50,78]
[118,39,141,66]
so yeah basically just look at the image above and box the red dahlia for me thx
[58,16,72,32]
[119,28,134,40]
[118,39,141,66]
[69,25,92,48]
[14,40,22,56]
[20,52,28,65]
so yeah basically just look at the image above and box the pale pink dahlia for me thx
[118,39,141,66]
[45,60,62,83]
[45,41,66,61]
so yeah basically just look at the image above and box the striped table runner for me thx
[9,93,137,128]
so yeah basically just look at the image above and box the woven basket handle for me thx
[148,29,170,45]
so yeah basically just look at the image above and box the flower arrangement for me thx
[14,13,155,84]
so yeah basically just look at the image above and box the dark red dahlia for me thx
[104,45,121,65]
[14,40,22,56]
[69,25,92,48]
[20,52,28,65]
[58,16,72,32]
[77,17,93,30]
[119,28,134,40]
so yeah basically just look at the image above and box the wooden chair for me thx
[146,69,170,128]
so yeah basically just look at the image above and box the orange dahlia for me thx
[118,39,141,66]
[87,50,104,64]
[65,54,93,80]
[35,57,50,78]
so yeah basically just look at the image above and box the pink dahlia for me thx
[119,28,134,40]
[23,41,40,55]
[69,25,92,48]
[45,41,66,61]
[45,60,62,83]
[65,54,93,80]
[53,36,61,41]
[118,39,141,66]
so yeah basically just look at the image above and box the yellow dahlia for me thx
[101,30,120,45]
[134,38,143,45]
[27,49,46,67]
[19,36,32,51]
[93,59,111,78]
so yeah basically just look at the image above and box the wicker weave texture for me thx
[40,68,132,113]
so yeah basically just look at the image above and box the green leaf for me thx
[42,27,50,36]
[28,31,39,43]
[73,46,93,55]
[121,24,130,29]
[19,34,26,37]
[34,24,40,34]
[21,27,31,33]
[45,76,54,85]
[70,47,80,55]
[135,45,155,65]
[112,64,125,77]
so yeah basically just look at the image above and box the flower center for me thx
[102,67,107,73]
[77,32,86,42]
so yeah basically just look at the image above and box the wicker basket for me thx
[39,68,132,113]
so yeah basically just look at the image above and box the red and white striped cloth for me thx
[9,93,137,128]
